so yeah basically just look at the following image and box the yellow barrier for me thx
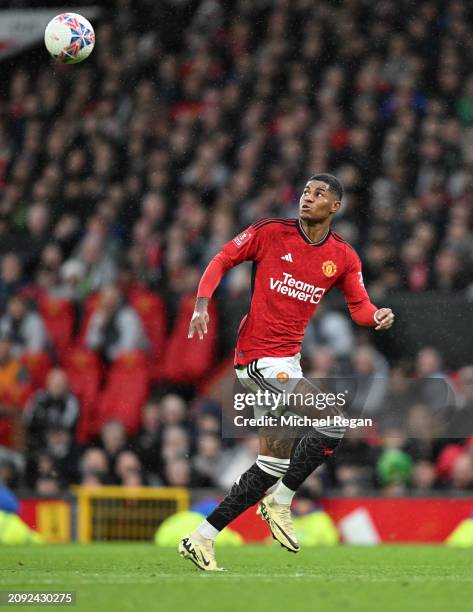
[73,486,189,543]
[37,501,71,543]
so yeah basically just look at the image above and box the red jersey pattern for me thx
[198,218,378,366]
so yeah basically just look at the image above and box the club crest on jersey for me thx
[322,260,337,277]
[233,230,253,248]
[276,371,289,383]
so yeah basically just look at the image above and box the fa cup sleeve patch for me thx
[233,229,253,248]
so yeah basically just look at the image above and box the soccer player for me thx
[179,174,394,570]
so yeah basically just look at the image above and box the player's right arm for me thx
[188,225,262,340]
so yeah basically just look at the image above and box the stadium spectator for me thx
[0,295,49,357]
[85,285,149,362]
[404,403,445,463]
[304,346,340,378]
[79,447,110,485]
[456,74,473,126]
[303,304,354,359]
[193,400,221,438]
[160,394,189,428]
[25,449,54,490]
[163,457,192,487]
[161,426,190,463]
[191,434,224,487]
[410,461,438,492]
[216,435,259,491]
[449,453,473,491]
[350,345,389,416]
[131,402,162,477]
[0,254,24,312]
[56,259,87,302]
[35,475,62,497]
[98,420,128,476]
[44,428,80,485]
[447,366,473,439]
[75,232,118,294]
[23,203,51,274]
[333,429,377,496]
[377,449,413,497]
[115,450,146,487]
[24,368,80,452]
[383,366,418,420]
[25,423,81,488]
[0,335,30,447]
[415,347,453,411]
[0,447,24,491]
[294,472,325,502]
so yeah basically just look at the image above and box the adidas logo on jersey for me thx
[281,253,293,262]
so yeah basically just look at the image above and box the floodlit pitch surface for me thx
[1,545,473,611]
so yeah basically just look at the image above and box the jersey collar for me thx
[296,219,331,246]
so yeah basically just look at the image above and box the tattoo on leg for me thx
[259,431,294,459]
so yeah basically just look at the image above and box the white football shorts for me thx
[235,353,303,419]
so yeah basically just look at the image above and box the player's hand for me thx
[374,308,395,331]
[188,299,210,340]
[188,311,209,339]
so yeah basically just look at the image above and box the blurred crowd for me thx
[0,0,473,497]
[2,344,473,498]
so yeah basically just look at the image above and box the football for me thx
[44,13,95,64]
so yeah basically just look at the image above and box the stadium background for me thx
[0,0,473,544]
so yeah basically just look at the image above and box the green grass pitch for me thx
[1,544,473,612]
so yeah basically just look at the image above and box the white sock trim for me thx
[196,520,219,540]
[256,454,290,478]
[272,481,296,505]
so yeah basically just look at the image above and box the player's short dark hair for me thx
[308,173,344,201]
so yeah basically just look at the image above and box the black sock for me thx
[206,463,279,532]
[282,431,342,492]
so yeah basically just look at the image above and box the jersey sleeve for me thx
[197,225,264,298]
[336,247,378,327]
[220,225,264,265]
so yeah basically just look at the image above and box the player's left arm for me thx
[337,249,395,331]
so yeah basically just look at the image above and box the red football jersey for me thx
[198,218,378,365]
